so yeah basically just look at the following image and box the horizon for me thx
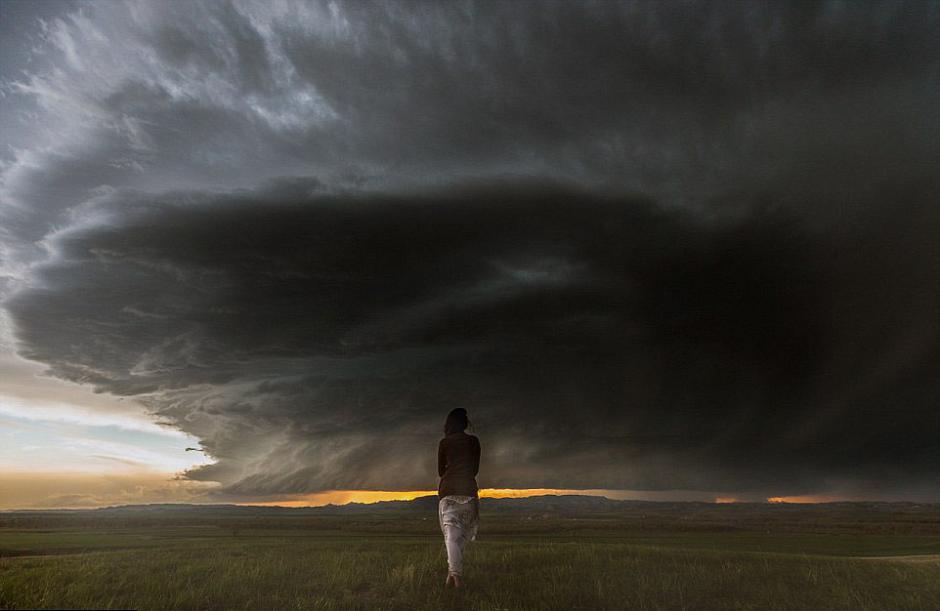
[1,483,929,512]
[6,489,932,513]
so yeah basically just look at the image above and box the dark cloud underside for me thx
[8,180,939,495]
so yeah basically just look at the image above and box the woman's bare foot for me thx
[451,574,463,589]
[445,573,455,588]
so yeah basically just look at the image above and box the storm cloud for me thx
[1,0,938,499]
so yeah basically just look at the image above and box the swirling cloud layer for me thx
[1,1,938,500]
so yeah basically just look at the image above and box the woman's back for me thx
[437,408,480,588]
[438,431,480,498]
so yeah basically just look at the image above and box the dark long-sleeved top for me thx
[437,432,481,498]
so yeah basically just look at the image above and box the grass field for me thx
[2,504,939,610]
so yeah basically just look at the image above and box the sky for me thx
[0,0,938,509]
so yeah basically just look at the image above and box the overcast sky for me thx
[1,0,938,507]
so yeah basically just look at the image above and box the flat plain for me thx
[1,498,939,610]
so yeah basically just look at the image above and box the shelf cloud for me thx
[1,1,938,500]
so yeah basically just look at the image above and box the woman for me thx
[437,407,481,589]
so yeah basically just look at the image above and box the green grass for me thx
[2,519,939,610]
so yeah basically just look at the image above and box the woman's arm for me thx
[438,439,447,477]
[471,436,480,476]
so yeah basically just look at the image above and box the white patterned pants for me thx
[438,495,479,576]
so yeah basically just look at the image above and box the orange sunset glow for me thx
[240,488,623,507]
[238,488,760,508]
[766,495,853,504]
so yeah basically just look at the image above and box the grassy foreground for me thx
[1,511,939,610]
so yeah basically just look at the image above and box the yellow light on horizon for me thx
[239,488,612,507]
[766,495,847,503]
[240,490,436,507]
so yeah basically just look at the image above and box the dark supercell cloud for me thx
[1,1,939,499]
[7,180,939,497]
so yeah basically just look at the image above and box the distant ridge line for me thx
[3,495,937,514]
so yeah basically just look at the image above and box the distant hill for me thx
[84,494,628,516]
[5,495,940,536]
[45,494,938,517]
[4,494,659,515]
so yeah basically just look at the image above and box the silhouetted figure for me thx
[437,407,480,588]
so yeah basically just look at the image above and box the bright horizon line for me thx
[2,470,924,510]
[235,489,880,508]
[0,490,916,511]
